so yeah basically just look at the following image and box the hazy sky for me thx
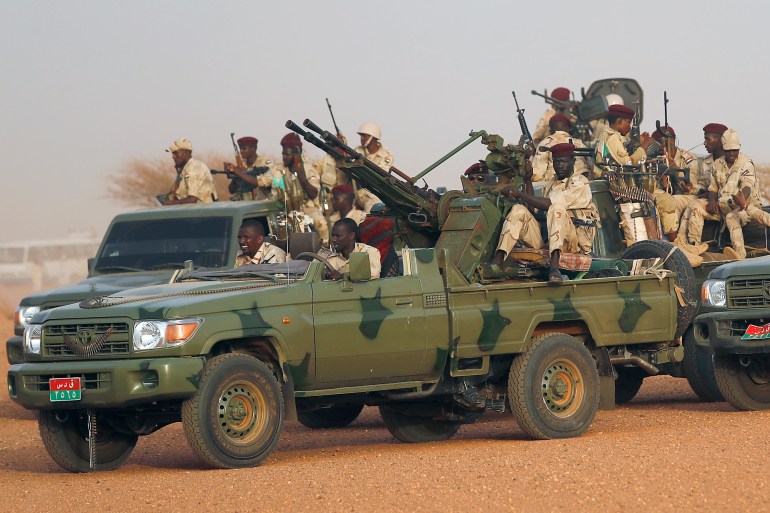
[1,1,768,243]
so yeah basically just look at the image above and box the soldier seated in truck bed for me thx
[491,143,598,283]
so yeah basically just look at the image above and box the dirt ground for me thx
[2,317,770,513]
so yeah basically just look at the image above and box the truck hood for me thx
[708,255,770,280]
[35,278,301,323]
[20,271,176,309]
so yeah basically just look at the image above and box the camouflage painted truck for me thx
[6,201,305,366]
[7,124,694,472]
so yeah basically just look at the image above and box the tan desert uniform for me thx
[235,242,287,266]
[176,158,217,203]
[687,153,758,246]
[720,154,769,259]
[496,173,597,257]
[653,148,701,234]
[277,155,328,241]
[531,107,556,142]
[329,207,366,226]
[589,118,610,144]
[354,144,393,212]
[595,127,646,166]
[532,131,590,181]
[230,156,281,202]
[314,154,341,217]
[327,242,381,279]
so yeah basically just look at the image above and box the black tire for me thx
[714,354,770,411]
[297,404,364,429]
[620,239,697,340]
[182,353,283,469]
[683,328,724,402]
[508,333,600,439]
[615,366,646,404]
[38,410,138,472]
[379,406,462,443]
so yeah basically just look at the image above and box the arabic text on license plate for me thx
[741,323,770,340]
[49,377,82,402]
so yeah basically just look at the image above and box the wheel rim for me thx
[746,358,770,386]
[218,380,269,445]
[541,359,584,418]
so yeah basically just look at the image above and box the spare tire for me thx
[620,240,697,340]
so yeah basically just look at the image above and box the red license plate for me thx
[49,377,82,402]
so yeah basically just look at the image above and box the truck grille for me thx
[24,372,111,391]
[43,323,131,357]
[728,279,770,309]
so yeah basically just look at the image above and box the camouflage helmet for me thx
[605,93,624,106]
[357,122,382,140]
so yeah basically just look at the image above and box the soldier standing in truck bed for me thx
[224,136,280,201]
[531,87,571,146]
[531,113,590,181]
[163,138,218,205]
[351,122,393,213]
[492,142,599,283]
[595,104,655,166]
[329,184,366,225]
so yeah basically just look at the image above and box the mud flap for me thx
[592,346,616,410]
[282,363,298,421]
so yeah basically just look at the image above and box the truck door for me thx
[312,273,429,386]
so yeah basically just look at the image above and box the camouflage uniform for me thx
[235,242,287,266]
[327,242,381,279]
[230,156,281,202]
[653,148,701,235]
[532,131,590,181]
[176,158,217,203]
[354,144,393,212]
[595,127,646,166]
[329,208,366,226]
[497,173,598,257]
[687,152,757,246]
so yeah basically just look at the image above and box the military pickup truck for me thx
[8,242,688,471]
[694,256,770,410]
[6,201,299,366]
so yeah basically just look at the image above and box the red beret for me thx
[332,184,354,195]
[651,125,675,140]
[551,87,570,102]
[550,142,575,157]
[608,104,635,120]
[280,133,302,149]
[237,136,258,147]
[549,112,572,129]
[703,123,728,135]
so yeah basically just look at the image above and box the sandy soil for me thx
[2,318,769,513]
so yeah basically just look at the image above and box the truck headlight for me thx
[15,306,40,331]
[702,279,726,307]
[132,319,202,351]
[24,324,42,354]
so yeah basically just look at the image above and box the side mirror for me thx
[348,252,371,282]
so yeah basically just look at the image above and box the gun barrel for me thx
[412,130,486,182]
[286,120,345,160]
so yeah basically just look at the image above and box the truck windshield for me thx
[93,217,231,273]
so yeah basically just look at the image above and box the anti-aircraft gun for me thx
[286,119,529,282]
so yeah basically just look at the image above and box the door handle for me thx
[395,299,413,306]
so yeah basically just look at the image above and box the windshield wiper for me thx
[94,265,144,273]
[149,262,190,271]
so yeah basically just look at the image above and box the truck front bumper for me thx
[7,356,206,410]
[693,310,770,355]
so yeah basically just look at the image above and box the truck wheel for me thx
[182,353,283,469]
[37,410,137,472]
[508,333,600,439]
[379,406,462,443]
[615,367,645,404]
[714,354,770,410]
[620,239,697,340]
[683,327,724,402]
[297,404,364,429]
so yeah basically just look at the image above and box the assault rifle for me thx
[531,89,576,111]
[512,91,533,149]
[211,166,271,195]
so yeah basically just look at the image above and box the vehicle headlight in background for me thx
[15,306,40,331]
[701,279,726,307]
[132,319,202,351]
[24,324,42,354]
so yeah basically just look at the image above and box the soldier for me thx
[531,87,571,146]
[235,220,287,266]
[279,133,329,242]
[531,113,590,181]
[353,122,393,213]
[329,184,366,225]
[492,143,599,283]
[224,136,280,201]
[463,162,489,184]
[687,129,760,259]
[163,138,217,205]
[589,93,625,144]
[649,125,702,242]
[326,218,381,280]
[595,104,655,166]
[314,153,343,219]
